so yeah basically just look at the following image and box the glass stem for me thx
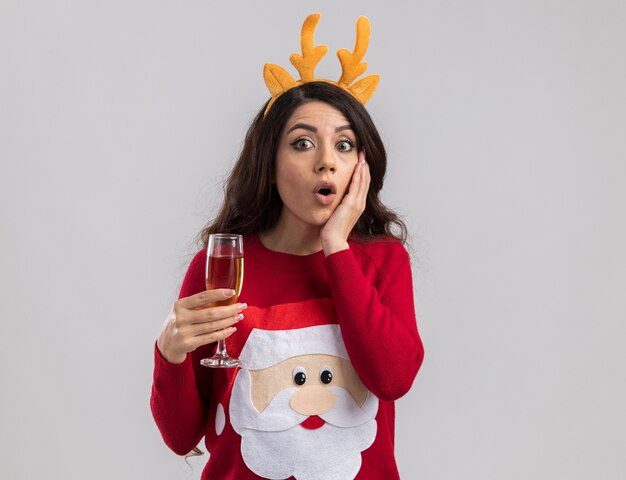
[216,339,228,357]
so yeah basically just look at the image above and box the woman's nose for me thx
[315,146,336,173]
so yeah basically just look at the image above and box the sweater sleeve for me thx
[150,249,211,455]
[324,243,424,401]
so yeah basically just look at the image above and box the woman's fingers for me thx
[342,159,368,217]
[346,152,364,202]
[358,156,370,208]
[188,326,238,352]
[345,154,361,202]
[182,312,244,338]
[176,288,235,310]
[174,291,245,324]
[347,151,368,209]
[188,302,247,325]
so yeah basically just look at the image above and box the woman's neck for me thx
[259,217,322,256]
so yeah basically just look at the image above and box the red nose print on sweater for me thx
[300,415,326,430]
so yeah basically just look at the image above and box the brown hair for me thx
[198,82,406,247]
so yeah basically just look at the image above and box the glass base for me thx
[200,354,241,368]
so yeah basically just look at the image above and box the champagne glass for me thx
[200,234,244,368]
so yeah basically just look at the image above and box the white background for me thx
[1,1,625,479]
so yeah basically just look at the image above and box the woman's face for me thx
[274,101,360,232]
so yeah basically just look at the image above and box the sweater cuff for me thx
[323,248,363,287]
[153,342,195,391]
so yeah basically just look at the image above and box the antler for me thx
[337,16,371,86]
[289,13,329,82]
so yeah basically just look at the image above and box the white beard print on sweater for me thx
[230,367,378,480]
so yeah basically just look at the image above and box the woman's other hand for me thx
[157,289,246,364]
[320,150,371,256]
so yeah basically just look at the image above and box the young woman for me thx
[151,15,424,480]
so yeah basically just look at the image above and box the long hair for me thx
[198,82,406,247]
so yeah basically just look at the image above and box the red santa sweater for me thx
[151,234,424,479]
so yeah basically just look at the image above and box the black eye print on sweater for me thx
[320,367,333,384]
[293,367,307,386]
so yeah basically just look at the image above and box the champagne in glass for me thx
[200,234,243,368]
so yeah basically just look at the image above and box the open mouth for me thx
[314,183,337,205]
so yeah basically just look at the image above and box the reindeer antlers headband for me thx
[263,13,380,116]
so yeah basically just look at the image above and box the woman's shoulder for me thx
[188,247,208,266]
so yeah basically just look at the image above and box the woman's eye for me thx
[291,138,314,150]
[336,140,355,152]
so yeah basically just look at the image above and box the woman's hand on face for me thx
[156,289,246,364]
[320,150,371,256]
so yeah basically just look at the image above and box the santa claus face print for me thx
[273,101,360,233]
[229,328,379,480]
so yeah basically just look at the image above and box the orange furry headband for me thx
[263,13,380,116]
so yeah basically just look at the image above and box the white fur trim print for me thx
[215,403,225,436]
[239,324,349,370]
